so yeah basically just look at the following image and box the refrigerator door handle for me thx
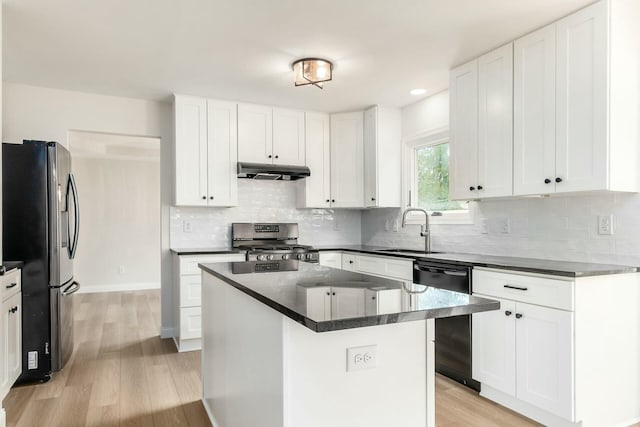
[61,281,80,296]
[68,173,80,259]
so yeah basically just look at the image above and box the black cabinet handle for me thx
[331,199,335,203]
[371,197,376,201]
[477,185,483,190]
[201,196,206,200]
[505,310,512,316]
[9,306,17,314]
[544,178,551,184]
[332,292,336,296]
[275,155,279,159]
[469,186,476,191]
[209,196,214,200]
[6,283,17,289]
[515,313,523,319]
[504,284,528,291]
[326,199,330,203]
[555,177,563,183]
[268,155,272,159]
[349,260,354,264]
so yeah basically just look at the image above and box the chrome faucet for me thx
[401,208,431,253]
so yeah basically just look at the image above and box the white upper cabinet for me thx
[272,108,305,166]
[297,112,331,208]
[477,43,513,198]
[174,95,208,206]
[330,112,364,208]
[450,43,513,201]
[364,106,402,208]
[237,103,273,164]
[513,24,557,196]
[206,100,238,206]
[555,1,608,193]
[449,60,479,200]
[174,95,238,207]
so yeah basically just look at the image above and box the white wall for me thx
[171,180,361,249]
[362,91,640,267]
[72,155,160,292]
[2,82,174,333]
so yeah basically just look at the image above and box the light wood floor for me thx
[3,290,540,426]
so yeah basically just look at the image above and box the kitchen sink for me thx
[374,248,441,255]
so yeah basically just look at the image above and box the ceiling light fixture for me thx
[292,58,333,89]
[410,88,427,96]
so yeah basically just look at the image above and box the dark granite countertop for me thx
[170,247,245,255]
[0,261,23,275]
[316,245,638,278]
[199,260,499,332]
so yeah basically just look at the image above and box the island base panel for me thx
[202,272,435,427]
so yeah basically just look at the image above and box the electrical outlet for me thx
[598,215,614,235]
[392,220,399,232]
[183,220,193,233]
[498,217,510,234]
[346,345,377,372]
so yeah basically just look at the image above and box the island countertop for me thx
[199,260,499,332]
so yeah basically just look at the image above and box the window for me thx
[405,132,472,225]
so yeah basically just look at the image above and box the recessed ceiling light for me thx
[410,88,427,96]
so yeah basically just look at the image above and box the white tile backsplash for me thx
[362,193,640,266]
[170,180,361,248]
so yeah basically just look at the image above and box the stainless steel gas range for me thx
[232,223,319,263]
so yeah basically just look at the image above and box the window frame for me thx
[402,128,474,225]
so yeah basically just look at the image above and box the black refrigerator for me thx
[2,140,80,383]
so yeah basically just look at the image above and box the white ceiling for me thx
[4,0,593,112]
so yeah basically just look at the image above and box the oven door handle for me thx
[414,264,468,277]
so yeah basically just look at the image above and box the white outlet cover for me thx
[598,215,614,235]
[183,220,193,233]
[346,345,377,372]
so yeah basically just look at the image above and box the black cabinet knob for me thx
[209,196,214,200]
[201,196,206,200]
[515,313,523,319]
[331,199,335,203]
[326,292,331,296]
[371,197,376,201]
[326,199,330,203]
[477,185,483,190]
[332,292,336,296]
[469,186,476,191]
[505,310,512,316]
[275,155,279,159]
[544,178,552,184]
[268,155,272,158]
[349,260,354,264]
[555,177,562,183]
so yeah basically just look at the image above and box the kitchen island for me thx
[199,260,499,427]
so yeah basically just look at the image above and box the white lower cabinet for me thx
[341,253,413,281]
[472,268,576,424]
[298,285,402,321]
[318,251,342,269]
[172,253,245,351]
[0,269,22,399]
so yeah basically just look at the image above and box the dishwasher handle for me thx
[414,263,468,277]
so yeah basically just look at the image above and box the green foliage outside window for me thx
[415,143,467,212]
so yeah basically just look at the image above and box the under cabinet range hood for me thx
[237,162,310,180]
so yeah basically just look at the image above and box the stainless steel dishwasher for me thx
[413,260,480,391]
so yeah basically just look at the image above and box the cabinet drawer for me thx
[356,254,413,281]
[473,269,574,311]
[319,252,342,269]
[179,307,201,339]
[2,270,21,302]
[342,254,357,271]
[179,254,245,275]
[179,275,202,308]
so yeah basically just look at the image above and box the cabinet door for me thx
[3,293,21,392]
[555,1,608,193]
[238,103,273,164]
[330,288,365,320]
[174,95,208,206]
[363,107,378,207]
[207,100,238,206]
[472,296,516,396]
[449,60,479,200]
[180,307,202,340]
[330,112,364,208]
[513,24,557,196]
[273,108,305,166]
[304,287,332,321]
[477,43,514,198]
[515,302,574,421]
[299,112,331,208]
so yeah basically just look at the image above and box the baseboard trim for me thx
[76,282,160,294]
[201,397,217,426]
[173,336,201,352]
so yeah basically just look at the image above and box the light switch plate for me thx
[347,345,377,372]
[183,220,193,233]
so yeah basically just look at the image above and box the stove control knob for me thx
[267,254,275,261]
[257,255,267,261]
[282,254,290,260]
[297,254,305,260]
[305,253,313,260]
